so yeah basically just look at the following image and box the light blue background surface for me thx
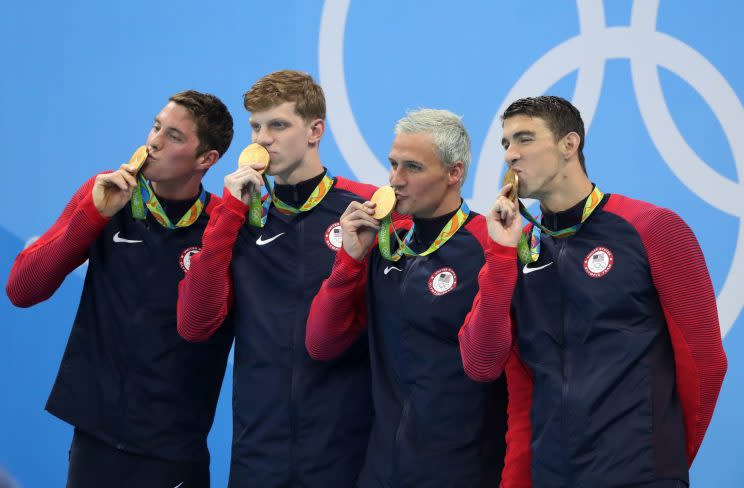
[1,1,742,486]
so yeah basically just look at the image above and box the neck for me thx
[274,151,324,185]
[538,173,592,214]
[415,190,462,219]
[151,174,202,201]
[411,206,460,249]
[273,168,327,206]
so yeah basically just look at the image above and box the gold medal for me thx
[238,143,270,173]
[370,185,397,220]
[128,145,149,175]
[502,168,519,204]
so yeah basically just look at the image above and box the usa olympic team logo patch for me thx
[324,222,343,251]
[179,246,201,272]
[584,246,614,278]
[428,267,457,296]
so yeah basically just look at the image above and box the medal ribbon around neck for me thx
[378,201,470,262]
[517,186,604,265]
[247,172,335,228]
[130,174,206,229]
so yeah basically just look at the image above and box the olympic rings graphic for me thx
[318,0,743,337]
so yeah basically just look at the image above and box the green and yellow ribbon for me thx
[517,186,604,265]
[378,201,470,262]
[130,174,206,229]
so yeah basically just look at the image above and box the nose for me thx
[147,132,161,154]
[253,126,273,147]
[389,166,405,189]
[505,145,519,165]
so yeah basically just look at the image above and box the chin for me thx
[394,203,411,216]
[265,163,283,177]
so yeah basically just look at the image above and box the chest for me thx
[513,214,660,353]
[89,211,209,309]
[231,196,353,298]
[368,232,485,340]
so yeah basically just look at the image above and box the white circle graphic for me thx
[319,0,743,337]
[584,246,614,278]
[324,222,343,251]
[179,246,200,273]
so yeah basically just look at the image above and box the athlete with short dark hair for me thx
[6,90,235,488]
[460,95,727,487]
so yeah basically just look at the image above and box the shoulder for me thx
[463,212,490,252]
[204,191,221,216]
[601,193,688,238]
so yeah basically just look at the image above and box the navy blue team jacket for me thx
[178,173,378,487]
[499,193,726,487]
[9,181,233,463]
[308,210,508,487]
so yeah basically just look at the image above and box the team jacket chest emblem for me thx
[428,267,457,296]
[179,246,201,272]
[584,246,614,278]
[324,222,343,251]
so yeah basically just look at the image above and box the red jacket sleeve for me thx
[305,246,369,361]
[177,188,248,342]
[605,195,727,465]
[500,347,534,488]
[6,175,109,307]
[458,239,518,382]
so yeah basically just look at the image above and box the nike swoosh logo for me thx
[384,266,403,275]
[113,232,143,244]
[256,233,286,246]
[172,483,184,488]
[522,262,553,274]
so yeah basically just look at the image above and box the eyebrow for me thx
[250,117,289,125]
[153,117,186,136]
[388,157,421,166]
[166,127,186,138]
[501,130,536,146]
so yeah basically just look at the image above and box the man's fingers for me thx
[349,207,380,226]
[228,171,263,191]
[232,165,266,179]
[117,167,138,188]
[120,163,137,175]
[348,217,380,233]
[503,208,515,229]
[489,195,518,225]
[341,201,368,220]
[102,172,129,192]
[99,172,134,192]
[245,173,263,190]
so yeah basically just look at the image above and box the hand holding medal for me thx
[235,143,271,224]
[369,186,402,261]
[374,185,470,262]
[92,145,148,217]
[235,143,336,228]
[338,187,395,261]
[485,168,523,249]
[223,143,270,212]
